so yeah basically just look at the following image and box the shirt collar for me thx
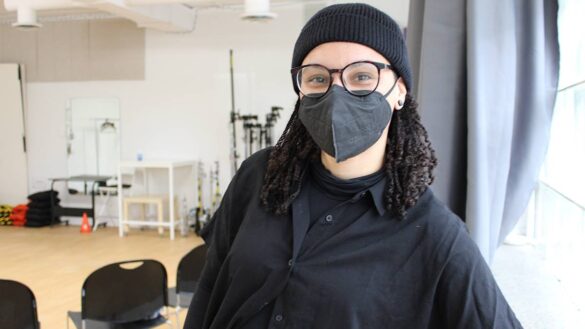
[300,160,388,217]
[366,176,387,216]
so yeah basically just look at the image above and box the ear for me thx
[394,77,407,110]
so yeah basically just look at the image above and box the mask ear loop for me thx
[382,72,399,98]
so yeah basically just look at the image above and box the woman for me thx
[184,3,522,329]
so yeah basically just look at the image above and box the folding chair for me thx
[0,279,40,329]
[67,259,174,329]
[168,244,207,327]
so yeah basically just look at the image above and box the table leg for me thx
[118,166,124,237]
[90,181,97,229]
[50,180,56,227]
[169,166,175,240]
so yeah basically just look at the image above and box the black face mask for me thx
[298,84,396,162]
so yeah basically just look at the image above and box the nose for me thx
[331,71,343,87]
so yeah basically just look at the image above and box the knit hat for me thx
[291,3,412,94]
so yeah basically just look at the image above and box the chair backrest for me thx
[176,244,208,294]
[81,259,168,323]
[0,279,40,329]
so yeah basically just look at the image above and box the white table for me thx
[117,159,196,240]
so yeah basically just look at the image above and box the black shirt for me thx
[243,158,389,328]
[183,147,523,329]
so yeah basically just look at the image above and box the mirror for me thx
[65,97,120,193]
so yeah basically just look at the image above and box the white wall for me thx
[23,1,409,215]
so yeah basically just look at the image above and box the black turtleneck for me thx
[308,158,386,228]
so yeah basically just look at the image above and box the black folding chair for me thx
[67,259,173,329]
[0,279,40,329]
[168,244,207,327]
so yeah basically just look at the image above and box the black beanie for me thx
[291,3,412,94]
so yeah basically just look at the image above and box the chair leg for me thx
[157,200,164,235]
[140,203,147,231]
[176,294,182,328]
[140,204,146,221]
[177,197,185,236]
[165,306,176,329]
[123,200,130,234]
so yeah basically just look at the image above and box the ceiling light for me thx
[241,0,277,22]
[12,6,42,29]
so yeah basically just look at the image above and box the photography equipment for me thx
[194,162,207,235]
[229,49,239,177]
[210,161,222,214]
[262,106,283,148]
[228,50,285,172]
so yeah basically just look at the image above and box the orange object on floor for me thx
[9,204,28,226]
[80,212,91,234]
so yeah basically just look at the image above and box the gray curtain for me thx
[407,0,560,262]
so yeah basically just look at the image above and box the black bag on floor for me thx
[27,190,59,203]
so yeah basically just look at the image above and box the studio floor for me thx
[0,225,201,329]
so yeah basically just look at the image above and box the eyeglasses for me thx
[291,60,395,98]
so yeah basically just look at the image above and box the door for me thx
[0,64,28,204]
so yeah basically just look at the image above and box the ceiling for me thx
[0,0,330,31]
[0,0,327,16]
[0,1,408,32]
[0,1,104,20]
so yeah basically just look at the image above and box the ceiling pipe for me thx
[4,0,79,11]
[79,0,196,32]
[3,0,196,32]
[126,0,196,4]
[128,0,280,22]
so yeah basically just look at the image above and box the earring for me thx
[397,99,404,109]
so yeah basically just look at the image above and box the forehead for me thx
[301,42,389,67]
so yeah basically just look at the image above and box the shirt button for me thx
[325,214,333,222]
[275,314,283,322]
[288,259,293,267]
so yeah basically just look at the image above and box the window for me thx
[514,0,585,316]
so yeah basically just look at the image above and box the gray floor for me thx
[492,244,585,329]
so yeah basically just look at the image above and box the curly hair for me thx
[260,94,437,218]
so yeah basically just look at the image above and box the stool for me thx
[123,196,177,236]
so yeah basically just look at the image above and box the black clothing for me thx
[237,159,388,328]
[184,147,522,329]
[309,157,385,199]
[308,158,385,229]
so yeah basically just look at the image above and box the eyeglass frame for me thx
[291,60,397,98]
